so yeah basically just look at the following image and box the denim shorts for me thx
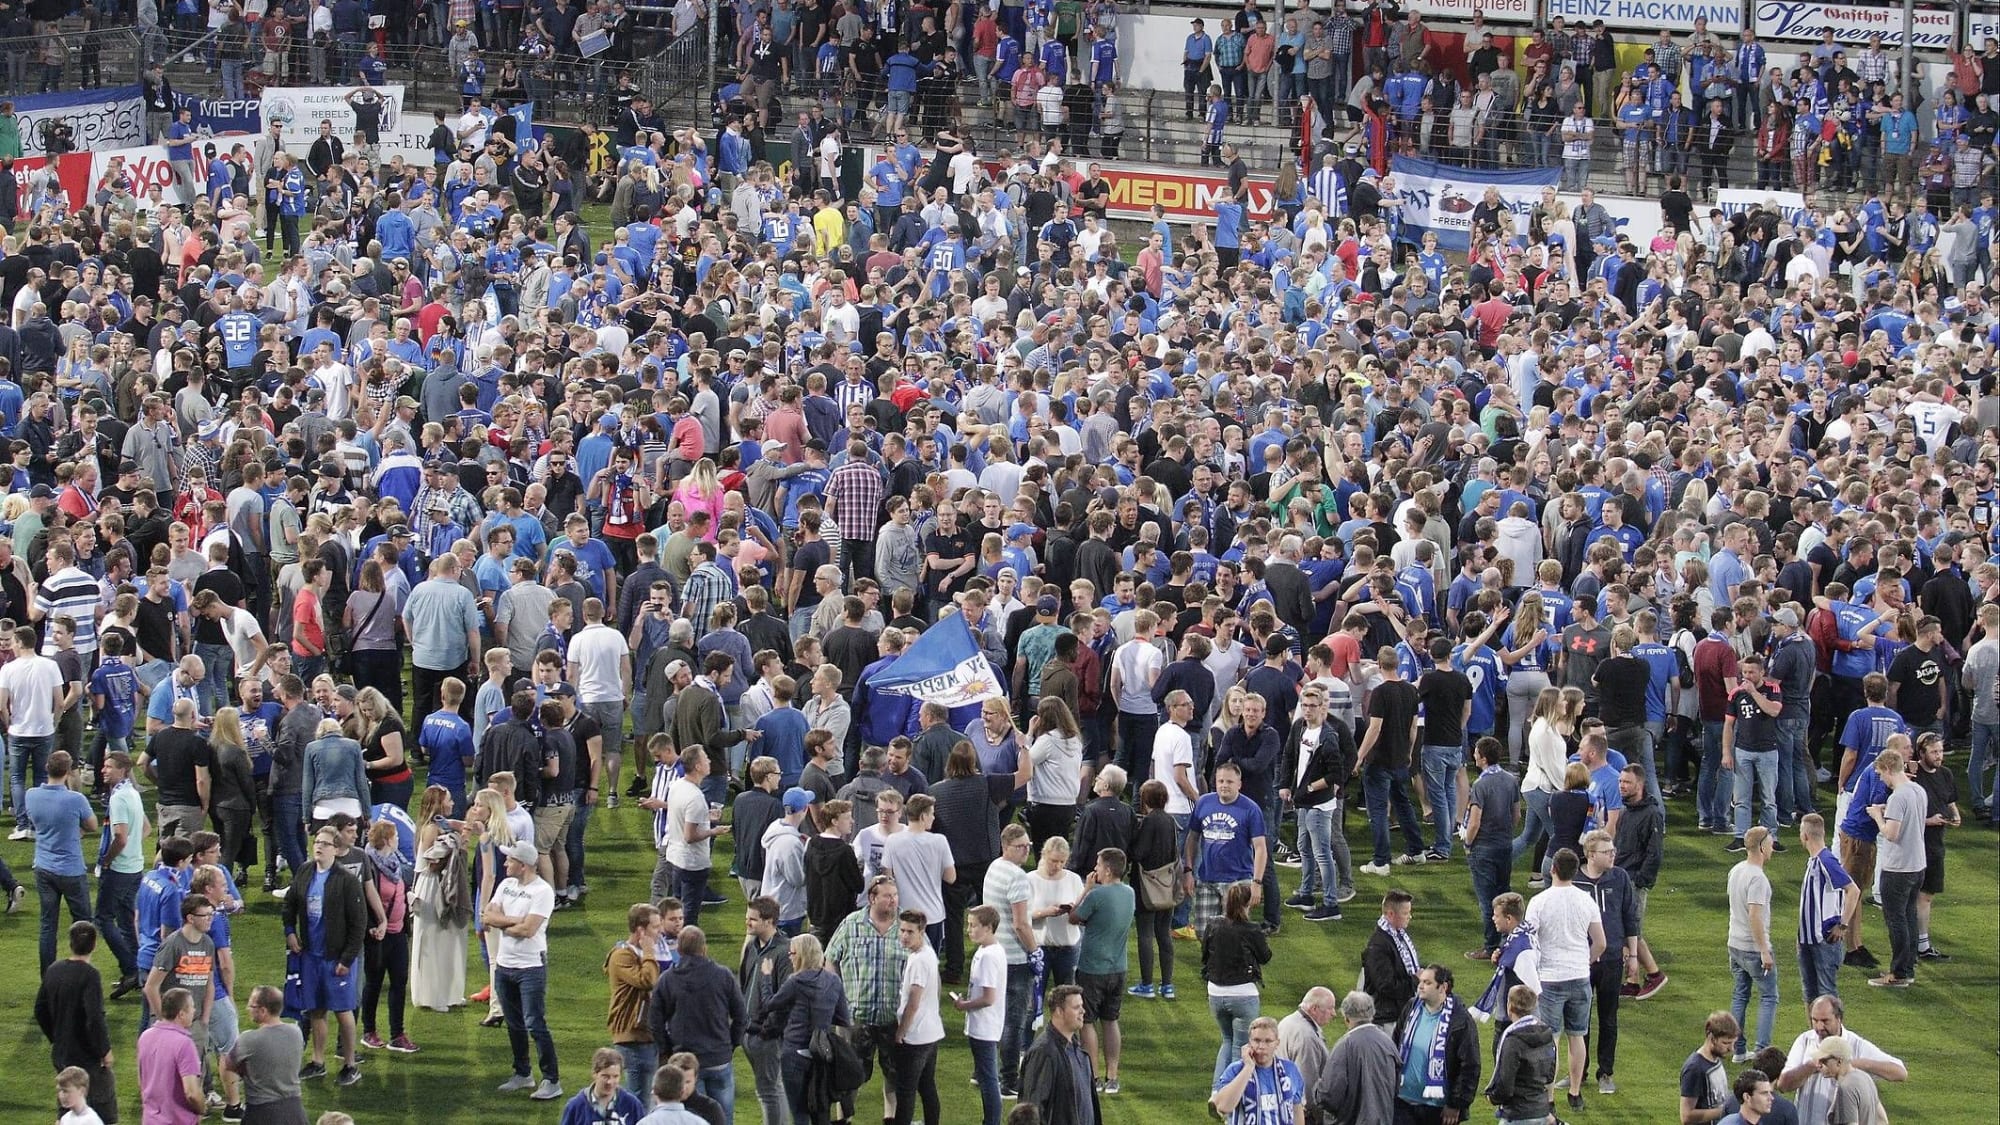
[1537,976,1591,1035]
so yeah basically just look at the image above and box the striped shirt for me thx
[37,566,103,656]
[1796,846,1854,946]
[1309,167,1347,212]
[650,757,686,849]
[832,377,875,417]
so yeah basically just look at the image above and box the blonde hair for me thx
[474,788,514,848]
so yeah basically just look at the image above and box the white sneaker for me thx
[1358,862,1392,877]
[8,827,32,841]
[530,1081,564,1101]
[497,1075,536,1093]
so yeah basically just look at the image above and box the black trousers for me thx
[1587,954,1623,1078]
[942,859,989,980]
[410,664,465,733]
[362,928,411,1037]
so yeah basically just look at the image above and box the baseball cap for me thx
[782,787,814,812]
[1006,522,1035,541]
[601,412,621,430]
[429,495,452,513]
[547,681,576,698]
[318,463,343,478]
[118,459,139,475]
[388,524,412,538]
[1773,607,1801,627]
[1037,594,1060,616]
[29,483,54,500]
[502,841,539,866]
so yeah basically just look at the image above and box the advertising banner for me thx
[1966,11,1998,46]
[1389,156,1560,252]
[1753,2,1957,48]
[170,92,262,138]
[972,157,1275,224]
[1717,188,1809,228]
[91,146,206,210]
[259,85,431,164]
[1405,0,1535,24]
[10,86,147,158]
[1546,0,1742,36]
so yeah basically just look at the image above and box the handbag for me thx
[1139,861,1182,912]
[335,589,389,676]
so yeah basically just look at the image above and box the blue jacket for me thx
[853,654,917,747]
[648,954,747,1070]
[301,735,370,810]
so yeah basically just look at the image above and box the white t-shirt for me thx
[664,777,713,871]
[1112,639,1164,714]
[1783,1029,1901,1123]
[1028,868,1084,947]
[965,942,1007,1041]
[949,151,981,196]
[853,823,901,884]
[62,1109,107,1125]
[1524,882,1601,984]
[1904,400,1963,455]
[881,828,953,924]
[0,653,64,737]
[1151,723,1197,816]
[492,876,556,967]
[898,943,945,1046]
[221,607,267,675]
[506,805,535,848]
[1725,860,1772,951]
[566,623,627,704]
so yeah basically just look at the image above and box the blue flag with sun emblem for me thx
[873,614,1007,708]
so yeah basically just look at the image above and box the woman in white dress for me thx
[409,785,474,1013]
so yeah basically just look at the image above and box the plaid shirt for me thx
[1569,32,1594,69]
[412,484,482,544]
[825,459,885,538]
[683,559,735,635]
[1652,41,1682,82]
[1215,31,1246,69]
[1856,50,1891,86]
[826,909,908,1025]
[1324,13,1353,54]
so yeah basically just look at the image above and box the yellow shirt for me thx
[813,207,846,257]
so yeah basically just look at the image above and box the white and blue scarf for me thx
[1379,915,1419,977]
[1473,922,1536,1018]
[1224,1057,1306,1125]
[1397,995,1457,1103]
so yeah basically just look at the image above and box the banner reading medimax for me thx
[1389,157,1559,253]
[12,86,146,158]
[260,85,431,165]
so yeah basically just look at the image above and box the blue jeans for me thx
[1469,846,1512,952]
[1512,788,1552,862]
[1209,992,1260,1083]
[969,1037,1001,1125]
[1776,710,1814,823]
[699,1062,735,1123]
[674,863,711,927]
[1798,941,1843,1009]
[1000,961,1034,1087]
[1728,946,1778,1055]
[1536,976,1591,1036]
[1363,765,1421,865]
[1295,804,1350,904]
[496,963,558,1081]
[616,1042,657,1099]
[1641,720,1667,803]
[36,869,91,972]
[272,791,308,880]
[1700,720,1729,827]
[1732,748,1779,838]
[195,642,233,714]
[1170,812,1193,928]
[96,867,141,977]
[1969,720,1997,811]
[564,797,594,893]
[1042,944,1078,988]
[10,734,50,826]
[1420,745,1463,855]
[1117,711,1158,781]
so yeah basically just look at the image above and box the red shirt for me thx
[1692,634,1740,723]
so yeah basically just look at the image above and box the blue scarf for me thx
[1224,1057,1306,1125]
[1398,994,1457,1103]
[1474,922,1535,1018]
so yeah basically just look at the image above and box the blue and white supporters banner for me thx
[170,92,262,138]
[12,86,146,158]
[872,616,1007,708]
[1388,157,1560,254]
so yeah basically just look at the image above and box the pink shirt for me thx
[137,1022,202,1125]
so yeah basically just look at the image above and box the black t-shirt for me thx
[1727,684,1778,751]
[148,726,214,806]
[1594,655,1651,728]
[565,712,603,792]
[191,568,245,645]
[1887,643,1945,727]
[134,594,177,663]
[791,539,830,611]
[1365,680,1420,771]
[922,529,968,599]
[1415,668,1472,749]
[543,725,578,794]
